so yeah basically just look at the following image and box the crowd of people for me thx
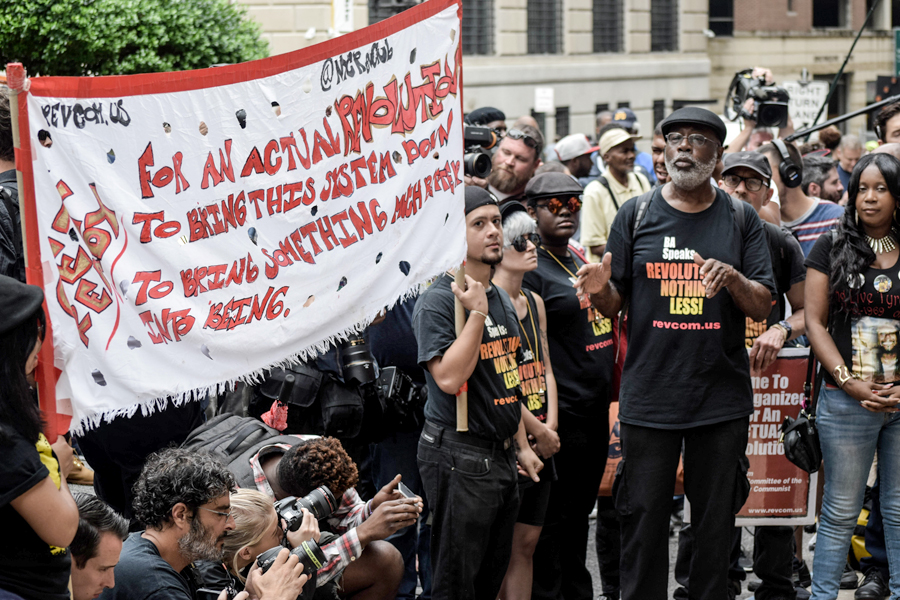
[5,67,900,600]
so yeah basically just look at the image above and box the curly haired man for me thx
[99,447,307,600]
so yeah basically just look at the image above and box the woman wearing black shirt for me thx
[806,153,900,599]
[493,203,560,600]
[521,173,615,600]
[0,275,79,600]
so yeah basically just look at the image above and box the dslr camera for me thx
[275,485,338,529]
[725,69,791,128]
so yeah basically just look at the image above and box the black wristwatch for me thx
[778,319,792,338]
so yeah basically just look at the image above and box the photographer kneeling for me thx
[247,436,418,599]
[100,447,308,600]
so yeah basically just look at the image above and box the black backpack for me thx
[181,413,305,487]
[0,174,25,282]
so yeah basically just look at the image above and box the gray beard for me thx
[665,151,717,191]
[179,516,225,563]
[487,167,524,194]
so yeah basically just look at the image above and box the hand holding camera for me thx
[285,508,321,547]
[247,548,310,600]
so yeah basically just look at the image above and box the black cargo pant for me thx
[617,417,750,600]
[417,421,519,600]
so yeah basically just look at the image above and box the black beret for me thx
[465,186,500,215]
[660,107,728,145]
[524,172,584,201]
[499,200,527,221]
[0,274,44,336]
[464,107,506,126]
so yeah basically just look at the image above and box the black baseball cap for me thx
[524,172,584,201]
[0,274,44,336]
[465,187,500,215]
[723,152,772,181]
[660,107,728,145]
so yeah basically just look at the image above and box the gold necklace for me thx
[541,245,578,279]
[866,230,897,254]
[540,245,603,325]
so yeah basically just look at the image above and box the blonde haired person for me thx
[195,489,321,595]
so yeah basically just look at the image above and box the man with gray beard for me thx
[100,447,307,600]
[575,107,775,600]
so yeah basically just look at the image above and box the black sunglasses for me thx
[509,232,541,252]
[506,128,539,150]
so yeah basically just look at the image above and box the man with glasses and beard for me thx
[100,447,307,600]
[484,125,544,204]
[575,107,775,600]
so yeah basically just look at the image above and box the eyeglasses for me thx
[508,232,542,252]
[198,506,233,520]
[506,128,539,150]
[536,197,582,215]
[665,133,715,148]
[723,173,768,192]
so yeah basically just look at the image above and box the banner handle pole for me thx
[7,63,60,438]
[454,263,468,432]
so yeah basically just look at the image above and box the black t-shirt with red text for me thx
[523,247,614,418]
[516,289,548,422]
[807,233,900,387]
[607,187,775,428]
[413,274,523,440]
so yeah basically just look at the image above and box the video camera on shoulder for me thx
[725,69,790,128]
[464,125,498,179]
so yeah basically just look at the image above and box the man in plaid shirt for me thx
[246,435,421,598]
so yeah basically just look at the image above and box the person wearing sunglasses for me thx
[484,125,544,204]
[493,202,560,600]
[521,173,616,600]
[575,106,775,600]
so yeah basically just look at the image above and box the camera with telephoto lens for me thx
[256,538,327,576]
[725,69,791,128]
[275,485,338,529]
[464,125,498,179]
[339,333,376,386]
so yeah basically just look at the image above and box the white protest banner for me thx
[8,0,464,434]
[782,80,829,130]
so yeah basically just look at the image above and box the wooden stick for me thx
[454,263,468,432]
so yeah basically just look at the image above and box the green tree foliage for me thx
[1,0,269,76]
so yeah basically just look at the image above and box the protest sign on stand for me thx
[7,0,464,435]
[735,347,817,526]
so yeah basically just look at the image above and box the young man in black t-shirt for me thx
[413,187,542,600]
[576,107,776,600]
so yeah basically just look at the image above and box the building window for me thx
[894,0,900,27]
[368,0,416,24]
[593,0,623,52]
[462,0,494,55]
[531,110,547,137]
[813,0,848,27]
[651,0,679,51]
[815,73,849,132]
[653,100,666,127]
[555,107,570,138]
[528,0,563,54]
[617,101,630,108]
[708,0,733,36]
